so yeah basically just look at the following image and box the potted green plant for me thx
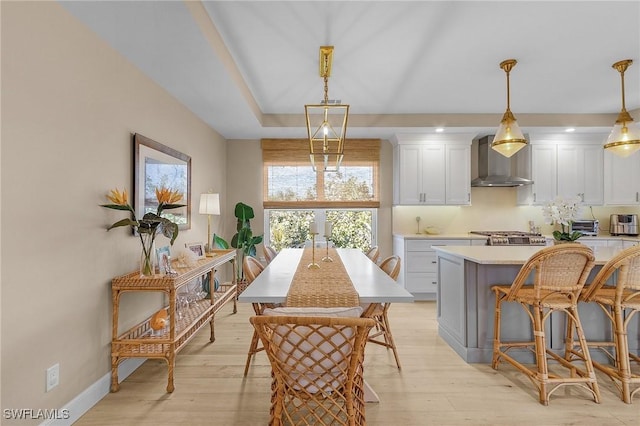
[213,202,263,288]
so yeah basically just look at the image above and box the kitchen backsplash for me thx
[393,187,640,235]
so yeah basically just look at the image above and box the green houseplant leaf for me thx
[229,202,263,280]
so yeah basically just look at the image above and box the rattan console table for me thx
[110,249,237,393]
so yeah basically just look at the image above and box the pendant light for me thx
[305,46,349,172]
[492,59,527,158]
[603,59,640,158]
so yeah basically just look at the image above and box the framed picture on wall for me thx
[134,133,191,230]
[185,242,206,260]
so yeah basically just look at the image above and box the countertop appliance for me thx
[570,220,599,236]
[469,231,547,246]
[610,214,639,236]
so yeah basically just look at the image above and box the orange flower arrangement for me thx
[102,187,185,275]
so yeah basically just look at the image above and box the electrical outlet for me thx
[46,363,59,392]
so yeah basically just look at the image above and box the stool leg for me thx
[614,305,632,403]
[492,289,503,370]
[532,303,550,405]
[570,305,601,404]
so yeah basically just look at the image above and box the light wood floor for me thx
[76,301,640,425]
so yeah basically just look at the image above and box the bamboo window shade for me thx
[261,138,380,209]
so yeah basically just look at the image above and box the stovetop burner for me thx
[470,231,542,237]
[470,231,547,246]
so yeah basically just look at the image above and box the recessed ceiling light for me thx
[435,128,444,133]
[565,128,575,132]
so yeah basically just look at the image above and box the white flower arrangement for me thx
[542,195,584,241]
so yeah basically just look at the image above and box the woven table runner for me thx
[285,247,360,307]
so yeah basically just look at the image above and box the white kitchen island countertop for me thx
[433,245,622,265]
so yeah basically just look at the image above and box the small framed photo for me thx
[156,246,172,274]
[185,242,206,259]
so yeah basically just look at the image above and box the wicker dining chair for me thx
[363,255,402,369]
[263,245,278,264]
[491,243,600,405]
[364,246,380,264]
[242,255,269,377]
[565,245,640,403]
[250,312,375,426]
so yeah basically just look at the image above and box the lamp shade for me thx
[199,193,220,215]
[492,113,527,158]
[604,60,640,158]
[604,121,640,158]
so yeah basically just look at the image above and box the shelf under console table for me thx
[110,249,237,393]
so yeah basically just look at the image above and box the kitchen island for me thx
[433,245,638,364]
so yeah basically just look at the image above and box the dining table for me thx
[238,247,415,402]
[238,247,414,306]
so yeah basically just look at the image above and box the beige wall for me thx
[392,186,640,236]
[1,2,227,421]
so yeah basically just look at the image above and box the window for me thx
[262,139,380,250]
[264,209,376,252]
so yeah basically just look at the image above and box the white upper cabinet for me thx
[392,134,472,206]
[530,143,557,205]
[557,143,604,205]
[604,150,640,205]
[445,143,471,204]
[518,134,606,206]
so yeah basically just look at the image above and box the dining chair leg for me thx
[244,330,261,377]
[382,311,401,370]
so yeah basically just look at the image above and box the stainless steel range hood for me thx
[471,136,533,187]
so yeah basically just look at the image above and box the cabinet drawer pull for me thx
[432,281,437,284]
[431,261,437,264]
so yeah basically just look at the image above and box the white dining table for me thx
[238,247,414,403]
[238,248,415,305]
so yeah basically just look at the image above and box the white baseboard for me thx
[40,358,145,426]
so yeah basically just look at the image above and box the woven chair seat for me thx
[494,286,578,309]
[590,288,640,309]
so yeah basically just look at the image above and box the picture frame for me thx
[134,133,191,230]
[185,242,206,260]
[156,245,172,275]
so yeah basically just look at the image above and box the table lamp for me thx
[199,193,220,256]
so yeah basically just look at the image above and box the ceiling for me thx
[60,1,640,141]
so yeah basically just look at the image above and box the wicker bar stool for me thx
[566,245,640,403]
[491,244,600,405]
[363,255,402,369]
[251,311,375,426]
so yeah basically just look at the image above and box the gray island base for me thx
[433,245,639,364]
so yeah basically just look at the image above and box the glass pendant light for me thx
[604,59,640,158]
[492,59,527,158]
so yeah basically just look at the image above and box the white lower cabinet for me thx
[393,236,472,300]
